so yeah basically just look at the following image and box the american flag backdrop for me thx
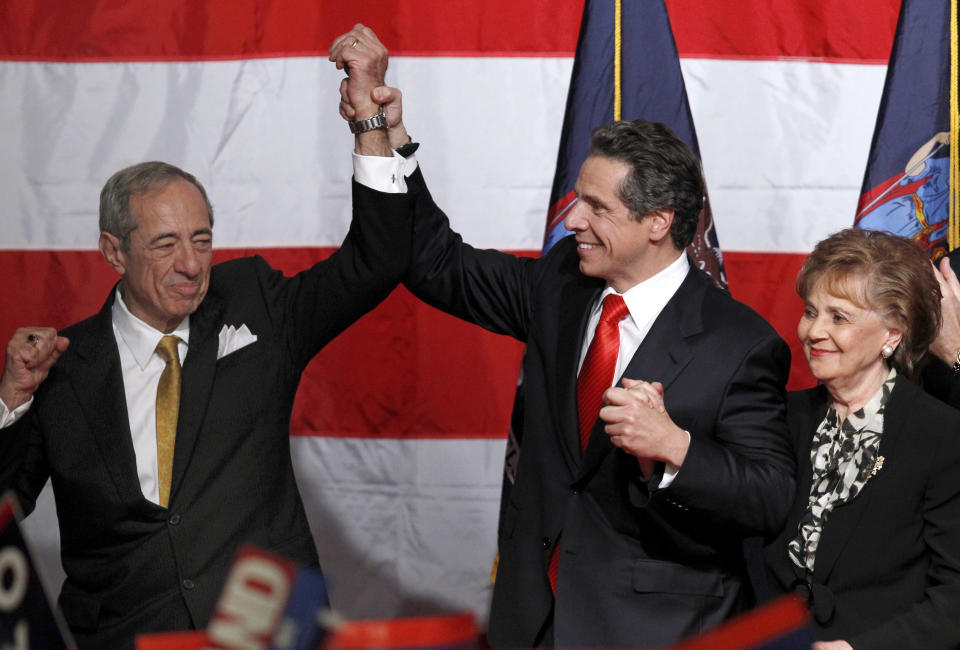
[1,0,898,627]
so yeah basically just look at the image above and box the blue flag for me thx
[855,0,953,259]
[542,0,725,285]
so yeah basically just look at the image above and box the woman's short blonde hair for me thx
[796,228,942,379]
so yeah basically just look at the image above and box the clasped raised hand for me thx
[599,378,689,476]
[0,327,70,410]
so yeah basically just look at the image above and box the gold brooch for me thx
[871,456,885,476]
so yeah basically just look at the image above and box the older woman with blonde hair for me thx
[764,228,960,649]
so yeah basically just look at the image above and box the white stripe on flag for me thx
[2,57,883,253]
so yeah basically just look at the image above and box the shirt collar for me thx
[595,253,690,322]
[112,286,191,370]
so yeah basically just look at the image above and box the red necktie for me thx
[548,294,629,593]
[576,294,629,452]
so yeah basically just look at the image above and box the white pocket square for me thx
[217,324,258,359]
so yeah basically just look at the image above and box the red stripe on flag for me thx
[0,248,812,438]
[726,250,816,391]
[0,248,525,439]
[667,0,899,64]
[0,0,897,62]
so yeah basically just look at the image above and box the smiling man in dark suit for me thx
[402,121,796,648]
[0,34,411,648]
[333,24,796,646]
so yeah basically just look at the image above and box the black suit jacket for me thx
[764,377,960,649]
[403,168,794,648]
[0,181,411,649]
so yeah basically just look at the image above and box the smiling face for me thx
[798,278,902,391]
[99,178,213,333]
[562,155,675,292]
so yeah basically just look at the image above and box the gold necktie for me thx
[155,335,182,508]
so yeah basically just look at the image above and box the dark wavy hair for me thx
[795,228,941,379]
[100,161,214,249]
[589,120,704,249]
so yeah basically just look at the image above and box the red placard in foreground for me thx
[670,595,812,650]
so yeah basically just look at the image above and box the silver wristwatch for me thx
[349,108,387,134]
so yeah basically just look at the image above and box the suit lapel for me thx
[579,267,705,481]
[790,390,827,521]
[813,376,908,583]
[555,275,604,475]
[775,388,827,585]
[69,291,146,509]
[169,292,223,504]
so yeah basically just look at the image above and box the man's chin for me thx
[167,296,204,319]
[577,260,600,279]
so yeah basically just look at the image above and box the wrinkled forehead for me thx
[130,178,212,232]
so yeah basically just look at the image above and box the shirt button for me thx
[542,537,551,549]
[168,514,181,525]
[182,579,195,590]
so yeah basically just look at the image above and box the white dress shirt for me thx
[579,254,690,485]
[0,289,191,505]
[577,253,689,376]
[351,150,413,193]
[112,288,190,505]
[0,391,31,427]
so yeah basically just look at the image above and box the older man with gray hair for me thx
[0,38,411,647]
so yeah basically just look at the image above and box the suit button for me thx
[571,489,580,495]
[168,514,181,525]
[182,579,195,590]
[542,537,551,549]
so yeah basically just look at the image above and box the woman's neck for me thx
[825,363,890,422]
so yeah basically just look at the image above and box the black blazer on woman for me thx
[765,375,960,648]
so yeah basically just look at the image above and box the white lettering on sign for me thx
[206,557,290,650]
[0,546,29,650]
[1,621,28,650]
[0,547,27,611]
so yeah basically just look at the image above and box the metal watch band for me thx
[349,109,386,134]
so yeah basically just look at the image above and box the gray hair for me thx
[99,161,214,248]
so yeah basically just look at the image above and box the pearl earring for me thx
[881,345,894,359]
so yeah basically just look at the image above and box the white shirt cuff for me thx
[657,429,691,488]
[0,395,33,428]
[352,150,414,193]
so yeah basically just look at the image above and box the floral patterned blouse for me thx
[788,367,897,574]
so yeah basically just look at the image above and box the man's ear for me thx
[647,208,675,243]
[99,232,126,275]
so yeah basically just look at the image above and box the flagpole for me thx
[614,0,622,121]
[950,0,959,250]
